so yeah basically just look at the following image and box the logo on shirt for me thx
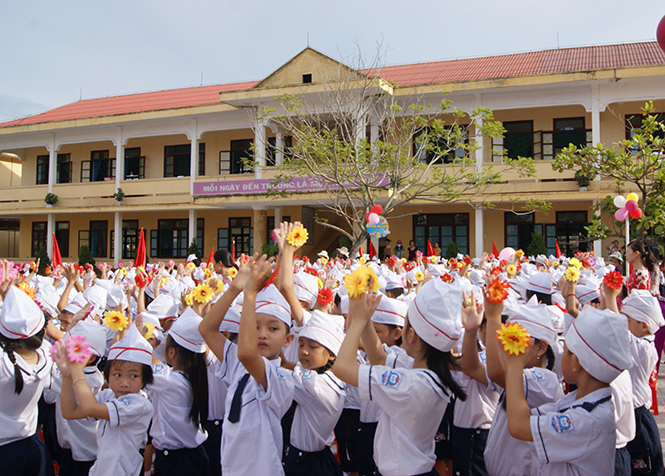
[530,370,544,381]
[381,370,401,388]
[277,369,285,380]
[118,398,133,406]
[551,414,575,434]
[302,370,313,379]
[153,364,164,373]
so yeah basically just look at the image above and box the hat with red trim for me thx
[293,271,318,307]
[255,284,291,327]
[565,306,632,383]
[298,310,345,356]
[622,289,665,335]
[107,323,153,366]
[507,296,556,345]
[526,272,552,295]
[407,279,462,352]
[372,296,407,326]
[0,286,45,339]
[169,307,206,353]
[219,306,241,334]
[574,277,601,304]
[68,319,107,358]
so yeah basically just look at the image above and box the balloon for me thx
[626,192,639,203]
[630,208,643,219]
[625,200,638,212]
[613,196,626,209]
[368,213,380,225]
[498,247,516,262]
[615,208,629,221]
[658,15,665,54]
[366,213,371,222]
[371,205,383,215]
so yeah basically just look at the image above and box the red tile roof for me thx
[2,42,663,129]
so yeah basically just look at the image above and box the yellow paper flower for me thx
[429,256,437,264]
[185,294,193,306]
[564,266,581,282]
[320,257,328,265]
[227,267,238,279]
[496,322,531,356]
[318,278,324,289]
[207,277,223,290]
[344,266,380,298]
[414,270,424,281]
[204,268,213,278]
[18,282,36,300]
[144,322,156,340]
[119,267,127,276]
[103,311,129,332]
[400,258,407,263]
[568,258,582,269]
[358,256,367,265]
[191,283,214,304]
[286,226,309,248]
[159,276,169,289]
[506,264,517,275]
[516,250,524,258]
[186,262,196,271]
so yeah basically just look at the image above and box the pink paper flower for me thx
[118,261,124,269]
[168,260,175,268]
[50,342,59,360]
[66,335,92,364]
[415,250,423,257]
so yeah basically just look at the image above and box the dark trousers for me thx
[626,405,664,475]
[615,446,631,476]
[154,444,211,476]
[283,444,342,476]
[57,447,94,476]
[358,421,379,476]
[451,426,490,476]
[203,420,222,476]
[0,433,55,476]
[334,408,361,473]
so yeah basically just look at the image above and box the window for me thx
[81,150,114,182]
[503,121,533,159]
[55,222,70,257]
[36,154,71,184]
[625,113,665,141]
[267,136,292,166]
[36,156,48,185]
[413,213,469,255]
[266,216,290,246]
[505,212,535,251]
[164,143,205,178]
[556,211,589,256]
[230,139,253,174]
[157,219,189,258]
[0,219,19,258]
[124,148,145,180]
[90,221,108,257]
[302,73,312,84]
[217,228,229,253]
[553,118,586,155]
[197,218,204,255]
[123,220,139,259]
[229,217,253,255]
[413,126,467,164]
[31,222,47,257]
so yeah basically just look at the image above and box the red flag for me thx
[231,240,235,260]
[555,239,562,259]
[426,239,435,257]
[51,233,62,268]
[369,241,377,259]
[134,229,146,268]
[359,246,364,257]
[492,239,499,257]
[207,247,215,266]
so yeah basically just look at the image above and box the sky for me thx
[1,0,664,123]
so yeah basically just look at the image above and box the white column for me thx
[275,128,284,166]
[254,119,267,179]
[115,140,124,191]
[190,136,199,195]
[591,85,602,257]
[189,209,197,256]
[47,213,55,259]
[475,117,484,174]
[274,206,283,225]
[475,207,484,258]
[114,212,122,268]
[47,147,57,193]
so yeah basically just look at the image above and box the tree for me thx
[35,246,50,276]
[187,239,200,260]
[78,245,95,268]
[258,47,537,255]
[552,101,665,242]
[444,241,461,260]
[526,232,547,257]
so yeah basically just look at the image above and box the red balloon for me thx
[371,204,383,215]
[630,208,643,219]
[658,15,665,54]
[625,200,638,212]
[366,212,371,222]
[615,208,629,221]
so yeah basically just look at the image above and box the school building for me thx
[0,42,664,265]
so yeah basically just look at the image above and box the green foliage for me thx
[35,247,51,276]
[444,240,461,259]
[44,193,58,205]
[338,236,352,249]
[526,232,547,257]
[113,188,125,201]
[187,239,200,259]
[261,243,279,257]
[574,170,591,187]
[78,245,95,268]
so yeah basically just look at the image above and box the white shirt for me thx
[530,387,615,476]
[451,361,499,429]
[43,364,103,461]
[358,363,450,476]
[484,368,563,476]
[611,370,636,449]
[89,389,153,476]
[289,364,345,452]
[206,352,227,421]
[628,334,658,408]
[148,363,208,450]
[0,341,51,446]
[217,340,294,476]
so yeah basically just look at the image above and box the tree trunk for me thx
[350,229,369,257]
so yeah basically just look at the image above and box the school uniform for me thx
[149,363,210,476]
[89,389,153,476]
[611,370,635,476]
[284,364,345,476]
[358,351,381,476]
[530,387,615,475]
[217,339,294,476]
[484,368,563,476]
[204,352,227,476]
[334,351,363,474]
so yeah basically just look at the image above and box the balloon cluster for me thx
[614,193,642,221]
[366,204,383,225]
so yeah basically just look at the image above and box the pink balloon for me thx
[615,208,629,221]
[625,200,638,212]
[630,208,643,219]
[498,247,516,262]
[368,213,380,225]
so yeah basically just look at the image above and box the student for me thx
[149,308,211,476]
[501,306,632,475]
[334,279,467,476]
[54,323,154,476]
[199,255,295,476]
[0,284,55,476]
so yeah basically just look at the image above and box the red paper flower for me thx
[263,266,281,289]
[305,266,318,277]
[463,255,472,265]
[581,258,591,268]
[294,254,300,261]
[135,273,147,288]
[603,271,624,291]
[302,256,310,263]
[486,277,510,303]
[317,287,334,306]
[386,258,395,267]
[441,273,454,283]
[449,258,458,269]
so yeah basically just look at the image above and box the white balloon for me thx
[614,196,627,208]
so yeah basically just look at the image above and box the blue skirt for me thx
[283,444,342,476]
[0,433,55,476]
[626,405,663,475]
[154,444,211,476]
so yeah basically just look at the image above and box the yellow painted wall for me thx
[0,156,21,187]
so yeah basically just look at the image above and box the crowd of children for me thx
[0,223,663,476]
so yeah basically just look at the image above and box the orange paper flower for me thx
[603,270,624,291]
[17,282,36,300]
[486,277,510,303]
[286,226,309,248]
[496,322,531,356]
[103,311,128,332]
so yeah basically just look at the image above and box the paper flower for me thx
[317,287,334,306]
[66,334,92,364]
[564,267,581,282]
[344,266,380,298]
[317,278,324,289]
[227,267,238,279]
[103,311,128,332]
[429,256,437,264]
[302,256,310,263]
[516,250,524,258]
[320,257,328,265]
[204,268,213,278]
[305,266,318,277]
[263,266,281,289]
[44,266,51,276]
[271,229,280,242]
[448,258,458,269]
[158,276,170,289]
[441,273,454,283]
[463,256,472,265]
[144,322,156,340]
[486,277,510,303]
[286,226,308,248]
[603,271,624,291]
[185,294,193,306]
[496,322,531,356]
[358,256,367,265]
[400,258,407,263]
[186,262,196,271]
[414,270,424,282]
[568,258,582,269]
[18,282,36,300]
[386,258,396,267]
[134,272,148,288]
[191,283,214,304]
[506,264,517,275]
[581,258,591,268]
[415,250,423,257]
[167,260,175,268]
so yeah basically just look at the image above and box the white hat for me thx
[336,247,349,258]
[384,273,405,290]
[107,324,153,366]
[339,294,349,315]
[299,310,346,356]
[468,269,485,287]
[68,319,107,358]
[169,307,206,353]
[293,271,319,306]
[407,279,462,352]
[0,286,45,339]
[372,297,407,326]
[536,255,548,265]
[192,267,205,281]
[63,293,88,315]
[547,304,566,334]
[186,254,198,262]
[609,252,623,261]
[575,278,601,304]
[507,296,557,345]
[622,289,665,335]
[526,272,552,295]
[82,286,109,316]
[508,276,528,301]
[35,286,60,319]
[565,306,632,383]
[255,284,292,327]
[427,264,446,278]
[219,306,241,334]
[146,294,179,321]
[318,250,329,259]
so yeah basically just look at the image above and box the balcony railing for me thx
[492,129,593,161]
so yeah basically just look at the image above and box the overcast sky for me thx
[1,0,663,123]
